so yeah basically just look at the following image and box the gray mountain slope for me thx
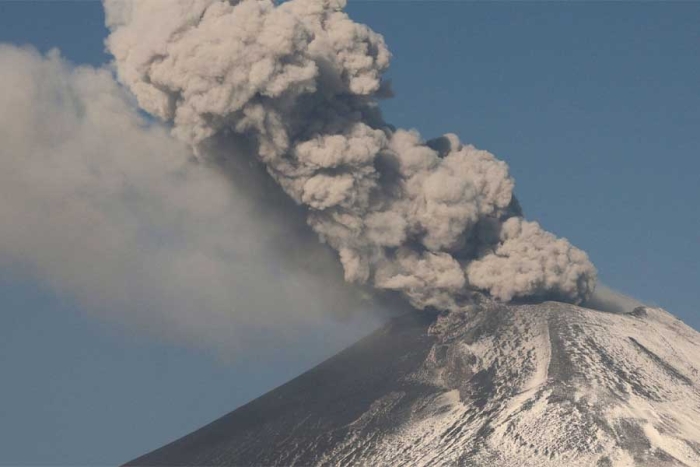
[125,302,700,467]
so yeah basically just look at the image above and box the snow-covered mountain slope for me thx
[125,302,700,467]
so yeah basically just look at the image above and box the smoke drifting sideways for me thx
[0,45,384,352]
[105,0,597,312]
[585,284,646,315]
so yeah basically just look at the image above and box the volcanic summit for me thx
[125,302,700,467]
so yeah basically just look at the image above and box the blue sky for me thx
[0,1,698,465]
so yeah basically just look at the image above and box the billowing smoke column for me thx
[104,0,596,311]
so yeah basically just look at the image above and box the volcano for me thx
[125,302,700,466]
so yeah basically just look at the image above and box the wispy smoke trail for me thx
[105,0,597,311]
[585,284,645,314]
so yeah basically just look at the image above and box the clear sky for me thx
[0,1,698,465]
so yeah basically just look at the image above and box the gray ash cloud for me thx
[104,0,597,310]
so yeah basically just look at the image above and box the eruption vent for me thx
[105,0,596,310]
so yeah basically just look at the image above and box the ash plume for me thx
[0,45,381,352]
[104,0,597,311]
